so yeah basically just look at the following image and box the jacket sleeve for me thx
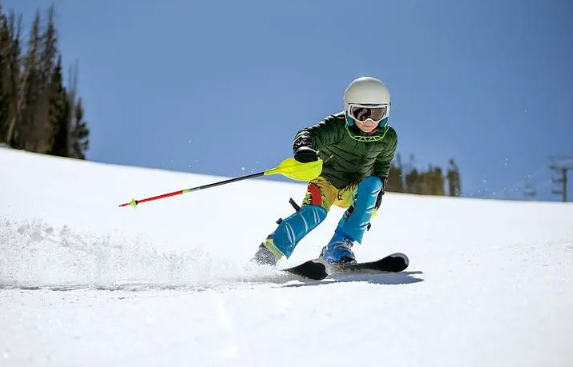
[292,115,345,154]
[373,131,397,178]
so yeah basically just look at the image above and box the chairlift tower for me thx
[548,156,573,202]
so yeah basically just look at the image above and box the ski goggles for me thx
[347,104,389,123]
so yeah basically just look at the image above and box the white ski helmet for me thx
[344,76,391,127]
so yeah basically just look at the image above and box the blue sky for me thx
[5,0,573,201]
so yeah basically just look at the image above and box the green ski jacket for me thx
[293,112,397,189]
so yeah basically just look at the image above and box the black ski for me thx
[281,259,328,280]
[326,252,409,275]
[279,253,408,280]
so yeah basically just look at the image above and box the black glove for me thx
[294,146,318,163]
[375,176,388,210]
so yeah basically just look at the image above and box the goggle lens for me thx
[349,105,387,122]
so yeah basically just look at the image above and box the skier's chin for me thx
[358,124,378,133]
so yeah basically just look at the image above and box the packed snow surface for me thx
[1,147,572,367]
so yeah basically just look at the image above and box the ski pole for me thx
[118,157,323,208]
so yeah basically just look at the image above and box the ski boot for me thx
[251,236,280,266]
[319,230,357,265]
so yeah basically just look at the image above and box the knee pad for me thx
[272,204,327,258]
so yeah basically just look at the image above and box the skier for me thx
[252,76,397,266]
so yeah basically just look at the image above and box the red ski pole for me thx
[118,158,323,208]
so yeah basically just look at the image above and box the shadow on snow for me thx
[280,271,425,288]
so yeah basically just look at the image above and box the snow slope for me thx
[1,147,573,367]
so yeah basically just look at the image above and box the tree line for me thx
[387,154,462,197]
[0,3,89,159]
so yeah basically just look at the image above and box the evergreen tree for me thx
[17,10,42,151]
[418,166,431,195]
[47,55,68,156]
[0,4,90,159]
[3,10,23,147]
[0,9,9,140]
[419,165,445,196]
[34,5,58,153]
[71,97,89,159]
[386,153,404,193]
[432,166,445,196]
[387,162,404,193]
[447,159,461,196]
[405,168,420,194]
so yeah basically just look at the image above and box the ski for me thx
[281,259,328,280]
[326,252,409,275]
[276,253,408,281]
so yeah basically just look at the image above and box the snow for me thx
[1,147,573,367]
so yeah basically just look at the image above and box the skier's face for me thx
[355,119,380,133]
[348,105,387,134]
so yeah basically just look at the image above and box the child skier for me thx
[252,76,397,266]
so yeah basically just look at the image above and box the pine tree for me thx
[386,152,404,193]
[432,166,445,196]
[0,8,9,141]
[34,5,58,153]
[18,10,41,151]
[447,159,461,197]
[405,168,420,194]
[4,10,23,147]
[387,162,404,192]
[47,55,68,156]
[71,97,89,159]
[418,166,431,195]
